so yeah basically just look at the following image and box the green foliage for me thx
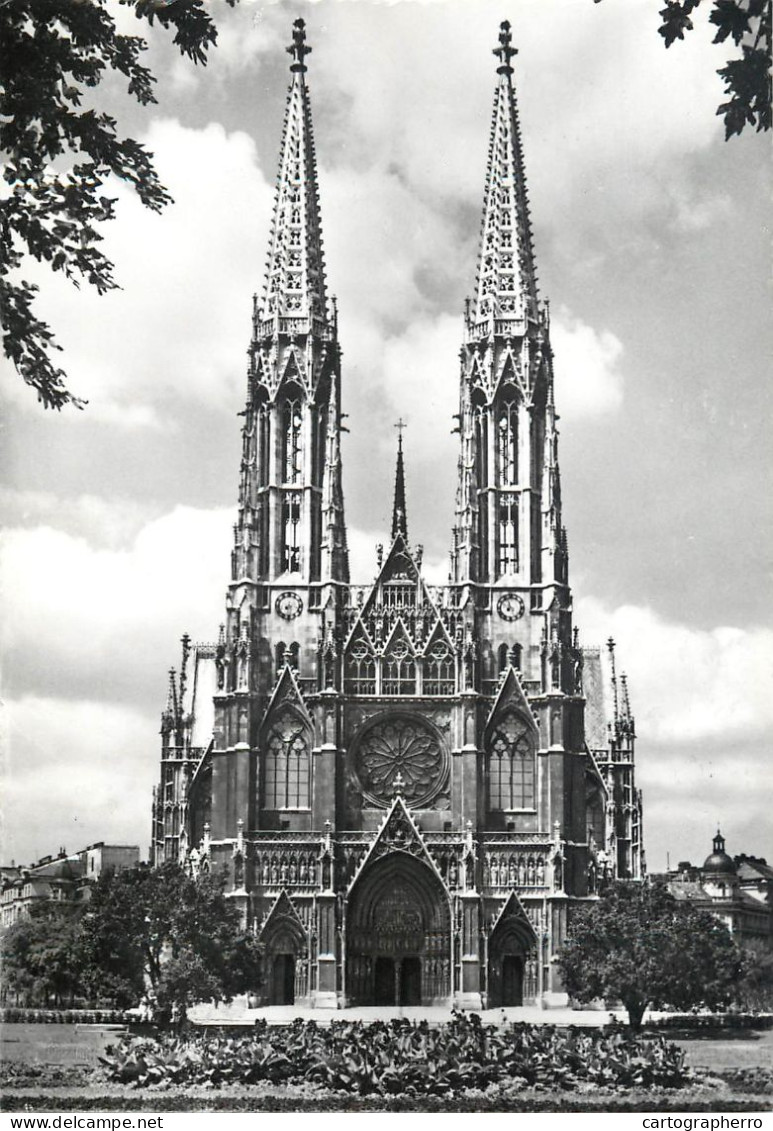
[0,905,84,1007]
[99,1013,689,1094]
[595,0,771,138]
[0,0,237,409]
[733,941,773,1011]
[79,862,262,1014]
[557,882,743,1030]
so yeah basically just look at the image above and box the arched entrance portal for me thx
[487,904,538,1007]
[346,852,451,1005]
[259,894,308,1006]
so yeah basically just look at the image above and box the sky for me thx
[2,0,771,872]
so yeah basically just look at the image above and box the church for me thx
[150,19,645,1010]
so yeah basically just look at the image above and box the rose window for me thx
[354,714,447,808]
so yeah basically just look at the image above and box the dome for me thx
[702,830,736,874]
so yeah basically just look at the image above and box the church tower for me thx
[151,20,644,1010]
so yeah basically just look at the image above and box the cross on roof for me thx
[493,20,517,74]
[288,18,312,73]
[394,417,407,441]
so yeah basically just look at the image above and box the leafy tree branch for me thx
[0,0,236,409]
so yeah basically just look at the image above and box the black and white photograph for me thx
[1,0,771,1119]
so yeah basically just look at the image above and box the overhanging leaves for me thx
[0,0,237,409]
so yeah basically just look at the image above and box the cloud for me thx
[552,311,625,419]
[576,596,773,744]
[0,488,166,550]
[3,696,158,866]
[6,120,272,422]
[3,506,234,704]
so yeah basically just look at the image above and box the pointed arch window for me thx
[497,400,518,487]
[344,639,376,695]
[263,711,310,810]
[282,399,303,485]
[472,399,487,491]
[498,643,522,672]
[497,494,519,575]
[424,641,455,696]
[382,637,416,696]
[488,712,535,811]
[282,491,302,573]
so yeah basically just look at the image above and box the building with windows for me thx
[1,843,139,928]
[654,832,773,949]
[150,19,644,1009]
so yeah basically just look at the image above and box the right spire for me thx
[469,20,538,329]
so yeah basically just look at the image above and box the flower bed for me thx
[99,1014,688,1095]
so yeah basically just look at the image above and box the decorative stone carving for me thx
[354,714,447,808]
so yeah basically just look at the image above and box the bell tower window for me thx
[497,494,518,575]
[498,400,518,486]
[282,491,302,573]
[282,398,303,485]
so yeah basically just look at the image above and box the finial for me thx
[392,771,406,795]
[493,20,517,76]
[287,18,311,74]
[391,419,408,542]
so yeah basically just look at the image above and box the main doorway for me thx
[346,852,451,1005]
[373,956,423,1006]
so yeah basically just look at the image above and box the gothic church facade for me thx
[151,20,644,1009]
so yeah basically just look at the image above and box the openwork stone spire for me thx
[391,419,408,542]
[469,20,537,328]
[261,18,328,326]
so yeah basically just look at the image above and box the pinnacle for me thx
[391,420,408,542]
[468,26,538,330]
[258,20,329,330]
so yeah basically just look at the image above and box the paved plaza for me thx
[188,996,632,1027]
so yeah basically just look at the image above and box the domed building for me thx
[658,831,772,947]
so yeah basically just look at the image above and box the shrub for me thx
[645,1013,773,1032]
[99,1014,688,1095]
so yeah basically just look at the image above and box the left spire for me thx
[258,18,328,328]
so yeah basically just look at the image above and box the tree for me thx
[79,862,262,1018]
[595,0,772,139]
[0,0,237,410]
[733,940,773,1011]
[556,882,743,1030]
[1,905,84,1007]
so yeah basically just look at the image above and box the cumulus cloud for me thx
[0,488,166,550]
[552,311,625,419]
[3,506,234,704]
[576,596,773,744]
[6,120,271,422]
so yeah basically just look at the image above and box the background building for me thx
[653,831,773,948]
[1,843,139,928]
[151,19,644,1009]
